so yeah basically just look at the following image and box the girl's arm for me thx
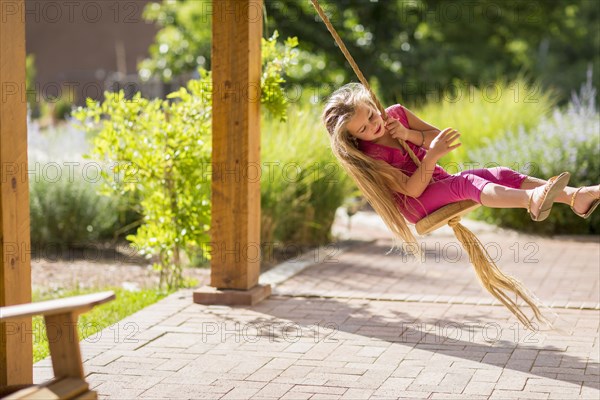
[386,106,441,149]
[403,107,441,150]
[387,128,461,198]
[388,152,440,198]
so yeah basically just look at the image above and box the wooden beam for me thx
[209,0,263,290]
[0,0,33,387]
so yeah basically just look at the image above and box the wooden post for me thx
[0,0,33,387]
[194,0,271,305]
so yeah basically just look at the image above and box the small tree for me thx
[73,33,298,289]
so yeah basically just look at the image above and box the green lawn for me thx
[32,288,170,362]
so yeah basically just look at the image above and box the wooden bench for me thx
[0,291,116,399]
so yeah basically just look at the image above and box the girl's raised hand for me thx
[385,118,410,141]
[428,127,461,160]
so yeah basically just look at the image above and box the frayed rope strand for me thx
[447,217,551,330]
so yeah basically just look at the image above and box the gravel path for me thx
[30,242,294,294]
[31,247,210,294]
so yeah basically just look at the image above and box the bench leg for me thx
[44,313,84,379]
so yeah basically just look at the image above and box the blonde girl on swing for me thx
[322,83,600,248]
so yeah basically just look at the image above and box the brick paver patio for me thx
[34,211,600,399]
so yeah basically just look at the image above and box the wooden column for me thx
[0,0,33,386]
[194,0,270,305]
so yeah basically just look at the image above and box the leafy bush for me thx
[261,101,354,247]
[467,76,600,235]
[72,33,297,289]
[412,77,557,167]
[74,83,213,289]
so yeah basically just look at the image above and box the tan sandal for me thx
[527,172,571,222]
[570,186,600,219]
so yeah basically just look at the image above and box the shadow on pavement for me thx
[240,296,599,391]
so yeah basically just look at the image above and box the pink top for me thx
[357,104,450,181]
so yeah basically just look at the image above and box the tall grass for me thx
[412,78,557,166]
[261,101,354,247]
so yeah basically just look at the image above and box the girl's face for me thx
[345,103,385,142]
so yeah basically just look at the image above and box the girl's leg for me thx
[463,168,598,213]
[520,177,600,214]
[454,168,540,211]
[479,183,531,209]
[408,171,597,220]
[407,173,540,217]
[479,181,563,219]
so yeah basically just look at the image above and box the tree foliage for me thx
[139,0,599,105]
[138,0,211,82]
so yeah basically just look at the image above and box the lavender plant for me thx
[467,72,600,234]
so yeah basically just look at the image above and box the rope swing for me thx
[310,0,548,329]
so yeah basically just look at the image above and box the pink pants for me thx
[398,167,529,224]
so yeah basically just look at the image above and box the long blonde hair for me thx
[322,83,420,254]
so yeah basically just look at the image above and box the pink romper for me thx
[358,104,528,224]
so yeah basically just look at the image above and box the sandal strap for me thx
[570,187,584,209]
[529,176,558,217]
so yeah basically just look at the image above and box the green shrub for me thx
[261,101,354,247]
[27,122,134,250]
[29,170,122,250]
[412,77,557,167]
[467,77,600,235]
[72,33,297,289]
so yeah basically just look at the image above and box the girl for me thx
[322,83,600,248]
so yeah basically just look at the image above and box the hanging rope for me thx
[310,0,420,166]
[310,0,385,117]
[310,0,548,329]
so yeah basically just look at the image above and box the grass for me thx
[32,287,170,363]
[261,100,355,246]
